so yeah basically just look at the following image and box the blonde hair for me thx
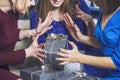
[35,0,77,22]
[15,0,29,13]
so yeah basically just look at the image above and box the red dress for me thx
[0,9,26,80]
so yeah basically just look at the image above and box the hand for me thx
[63,13,82,41]
[17,78,23,80]
[75,5,93,26]
[25,34,46,63]
[56,41,81,65]
[36,11,54,36]
[75,5,95,36]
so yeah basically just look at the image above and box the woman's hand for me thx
[56,41,81,65]
[25,34,46,63]
[75,5,93,26]
[75,5,95,36]
[63,13,83,41]
[19,11,54,40]
[36,11,54,36]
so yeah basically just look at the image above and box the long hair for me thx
[35,0,79,22]
[15,0,29,13]
[93,0,120,15]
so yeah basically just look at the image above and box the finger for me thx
[33,34,40,43]
[68,41,78,49]
[31,35,36,41]
[75,4,80,12]
[63,15,71,28]
[65,13,74,26]
[37,18,42,33]
[39,25,53,36]
[46,11,54,24]
[38,43,45,48]
[59,62,68,65]
[38,57,44,63]
[38,18,42,24]
[75,5,84,15]
[76,14,83,19]
[58,48,70,54]
[57,52,69,58]
[74,24,80,32]
[48,25,53,30]
[39,48,46,54]
[36,52,45,58]
[84,21,88,27]
[48,11,54,25]
[56,57,68,61]
[45,11,51,22]
[76,15,87,21]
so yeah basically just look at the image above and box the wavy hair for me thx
[93,0,120,15]
[35,0,79,22]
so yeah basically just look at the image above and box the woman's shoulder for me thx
[109,8,120,28]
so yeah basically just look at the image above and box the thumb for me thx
[74,24,80,32]
[76,4,80,11]
[38,18,42,23]
[48,25,53,30]
[68,41,77,49]
[76,5,83,14]
[33,34,40,43]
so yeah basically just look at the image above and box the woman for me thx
[30,0,108,77]
[0,0,54,80]
[56,0,120,80]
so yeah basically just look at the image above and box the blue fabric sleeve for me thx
[79,0,91,14]
[111,36,120,71]
[30,9,46,44]
[30,9,38,29]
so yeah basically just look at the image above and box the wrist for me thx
[35,28,38,34]
[78,34,84,42]
[76,53,85,63]
[25,48,31,58]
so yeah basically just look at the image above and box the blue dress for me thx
[30,0,108,77]
[94,8,120,80]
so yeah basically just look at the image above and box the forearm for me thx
[79,34,101,48]
[0,50,25,65]
[89,19,96,29]
[77,54,116,69]
[19,29,36,40]
[87,20,95,36]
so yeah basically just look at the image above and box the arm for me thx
[56,41,116,70]
[0,34,46,66]
[0,50,26,66]
[0,68,22,80]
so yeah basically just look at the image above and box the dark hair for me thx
[93,0,120,15]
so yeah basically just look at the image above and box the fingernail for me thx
[58,48,60,50]
[45,55,47,58]
[44,51,46,53]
